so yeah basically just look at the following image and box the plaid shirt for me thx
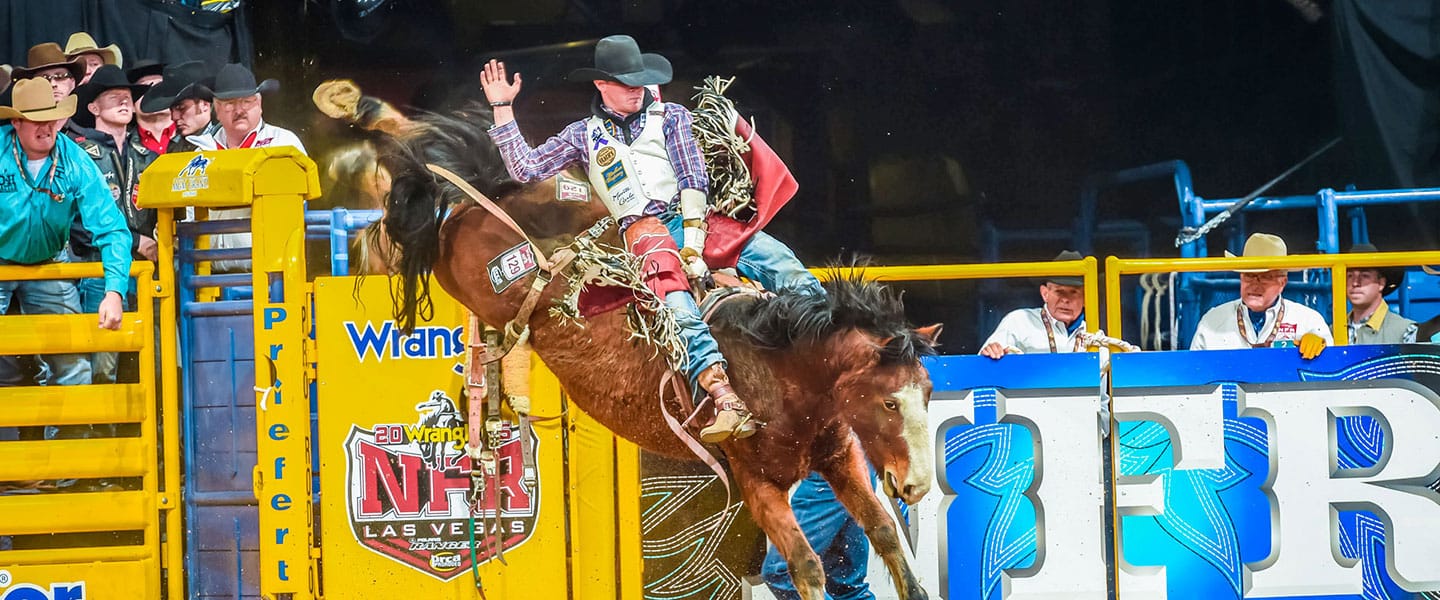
[488,99,709,217]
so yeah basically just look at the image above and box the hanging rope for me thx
[690,76,757,219]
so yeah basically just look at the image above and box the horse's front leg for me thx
[734,470,827,600]
[818,437,929,600]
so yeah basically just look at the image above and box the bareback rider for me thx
[479,35,764,442]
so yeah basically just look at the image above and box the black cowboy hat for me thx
[566,35,673,87]
[1037,250,1085,287]
[1349,243,1404,296]
[11,43,87,82]
[139,61,215,113]
[195,63,278,100]
[127,59,165,84]
[78,64,151,100]
[73,65,150,128]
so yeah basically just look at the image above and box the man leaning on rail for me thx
[980,250,1089,358]
[1189,233,1331,357]
[0,77,132,390]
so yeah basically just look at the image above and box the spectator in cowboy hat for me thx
[62,32,124,84]
[0,78,133,390]
[75,66,148,149]
[139,61,218,153]
[126,60,174,154]
[188,63,304,153]
[11,43,92,140]
[70,65,159,383]
[1190,232,1332,357]
[126,60,164,87]
[188,63,305,273]
[1344,242,1416,345]
[981,250,1091,358]
[11,43,86,104]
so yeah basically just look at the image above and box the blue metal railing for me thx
[305,208,383,276]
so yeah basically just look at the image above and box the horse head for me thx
[724,272,941,505]
[832,324,941,506]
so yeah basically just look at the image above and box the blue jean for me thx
[665,290,724,385]
[0,276,91,388]
[660,215,824,295]
[77,276,118,384]
[762,472,875,600]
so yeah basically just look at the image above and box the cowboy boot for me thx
[696,363,758,442]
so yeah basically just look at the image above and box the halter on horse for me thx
[369,102,939,600]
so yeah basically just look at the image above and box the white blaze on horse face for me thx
[893,382,933,504]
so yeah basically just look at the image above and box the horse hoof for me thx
[313,79,362,120]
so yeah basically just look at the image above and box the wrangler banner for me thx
[917,346,1440,599]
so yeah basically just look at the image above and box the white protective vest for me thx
[585,103,679,219]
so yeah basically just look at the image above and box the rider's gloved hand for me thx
[679,188,709,281]
[681,250,709,281]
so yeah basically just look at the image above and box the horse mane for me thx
[376,102,524,331]
[717,271,937,365]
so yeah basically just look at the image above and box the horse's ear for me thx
[915,323,943,344]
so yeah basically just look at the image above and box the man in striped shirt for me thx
[480,35,756,442]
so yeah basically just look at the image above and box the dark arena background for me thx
[5,0,1436,348]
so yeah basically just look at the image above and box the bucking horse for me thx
[322,81,939,599]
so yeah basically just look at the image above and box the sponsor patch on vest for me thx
[555,174,589,203]
[109,183,122,201]
[487,241,539,294]
[601,162,628,189]
[0,174,18,193]
[595,146,617,167]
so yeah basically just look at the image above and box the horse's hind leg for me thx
[819,437,930,600]
[737,475,827,600]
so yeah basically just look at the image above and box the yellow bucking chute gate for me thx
[0,147,645,599]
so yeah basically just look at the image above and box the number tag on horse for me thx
[556,174,589,203]
[487,241,539,294]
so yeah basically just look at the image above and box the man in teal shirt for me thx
[0,77,132,388]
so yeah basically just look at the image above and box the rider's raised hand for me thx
[480,59,522,104]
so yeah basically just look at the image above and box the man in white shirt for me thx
[981,251,1087,358]
[188,63,306,273]
[1189,233,1331,358]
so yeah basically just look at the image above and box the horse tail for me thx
[376,103,517,332]
[376,138,443,332]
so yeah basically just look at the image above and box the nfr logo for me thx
[920,350,1440,599]
[0,572,86,600]
[342,392,541,580]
